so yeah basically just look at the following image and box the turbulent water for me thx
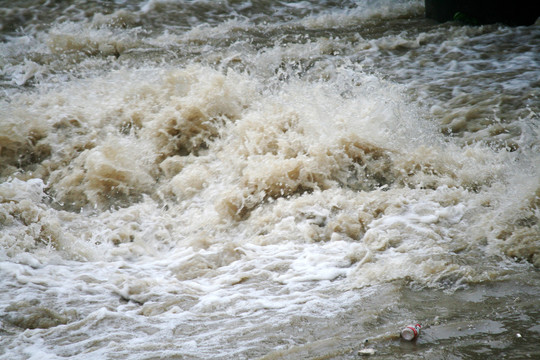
[1,1,539,359]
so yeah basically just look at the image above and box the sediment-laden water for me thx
[1,1,539,359]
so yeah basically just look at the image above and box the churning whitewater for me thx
[1,1,539,359]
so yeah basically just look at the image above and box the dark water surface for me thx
[1,1,539,359]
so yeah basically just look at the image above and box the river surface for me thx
[1,1,539,359]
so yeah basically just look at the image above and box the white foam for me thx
[0,178,45,203]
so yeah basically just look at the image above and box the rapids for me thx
[1,1,539,359]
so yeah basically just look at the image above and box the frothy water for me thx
[1,1,539,359]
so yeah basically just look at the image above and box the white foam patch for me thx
[0,178,45,203]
